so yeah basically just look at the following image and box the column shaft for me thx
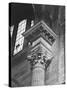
[31,63,45,86]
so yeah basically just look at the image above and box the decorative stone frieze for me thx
[22,20,57,47]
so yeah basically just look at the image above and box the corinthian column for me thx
[27,52,47,86]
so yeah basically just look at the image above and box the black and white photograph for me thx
[9,2,65,87]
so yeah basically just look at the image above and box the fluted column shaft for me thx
[31,61,45,86]
[27,52,47,86]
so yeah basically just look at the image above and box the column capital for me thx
[27,51,52,69]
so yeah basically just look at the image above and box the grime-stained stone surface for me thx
[10,4,65,87]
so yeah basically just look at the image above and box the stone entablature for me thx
[22,20,57,46]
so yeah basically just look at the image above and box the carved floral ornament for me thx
[27,52,46,65]
[27,51,54,69]
[39,26,56,45]
[27,27,56,46]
